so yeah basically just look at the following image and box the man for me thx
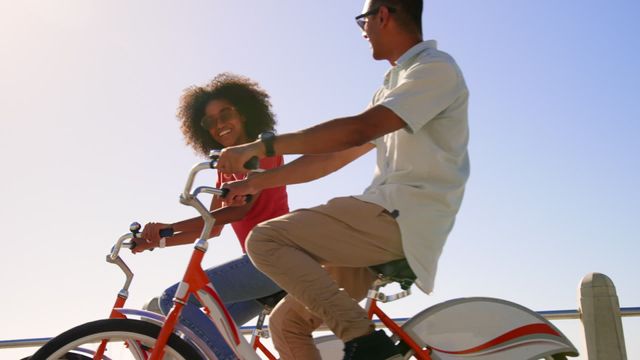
[218,0,469,358]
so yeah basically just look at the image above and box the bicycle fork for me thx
[93,294,128,359]
[149,239,244,360]
[148,243,207,359]
[94,237,136,360]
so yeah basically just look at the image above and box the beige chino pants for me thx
[246,196,404,356]
[269,266,376,360]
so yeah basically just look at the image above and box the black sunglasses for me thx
[355,6,396,31]
[200,107,238,130]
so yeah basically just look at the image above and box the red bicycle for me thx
[32,151,579,360]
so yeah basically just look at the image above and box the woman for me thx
[132,73,288,360]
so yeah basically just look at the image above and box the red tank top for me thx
[216,156,289,252]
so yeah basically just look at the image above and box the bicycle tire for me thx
[29,318,203,360]
[22,353,92,360]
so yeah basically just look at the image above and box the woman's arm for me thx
[132,192,255,252]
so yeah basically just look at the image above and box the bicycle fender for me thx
[401,297,579,360]
[114,308,218,360]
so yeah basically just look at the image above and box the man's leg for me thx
[270,267,376,360]
[246,196,403,342]
[269,295,323,360]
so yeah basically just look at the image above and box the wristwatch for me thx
[259,131,276,157]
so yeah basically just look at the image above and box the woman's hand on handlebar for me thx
[129,222,171,254]
[130,237,157,253]
[141,222,172,242]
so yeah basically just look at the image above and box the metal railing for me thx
[539,307,640,320]
[1,307,638,350]
[2,273,638,360]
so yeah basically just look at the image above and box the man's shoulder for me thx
[404,48,463,84]
[414,46,457,68]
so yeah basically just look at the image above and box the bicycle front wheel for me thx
[30,318,203,360]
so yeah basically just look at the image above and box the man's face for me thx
[359,0,384,60]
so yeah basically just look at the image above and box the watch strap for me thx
[260,132,276,157]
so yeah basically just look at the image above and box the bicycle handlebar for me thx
[104,151,261,295]
[110,152,259,259]
[176,153,260,247]
[182,154,258,202]
[159,228,174,238]
[109,233,136,261]
[108,224,174,262]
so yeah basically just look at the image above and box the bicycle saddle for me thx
[369,259,416,290]
[256,290,287,310]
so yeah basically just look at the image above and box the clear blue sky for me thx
[1,1,638,359]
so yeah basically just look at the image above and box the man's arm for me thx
[275,105,404,155]
[217,105,405,173]
[222,143,375,202]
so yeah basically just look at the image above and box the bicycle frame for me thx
[131,155,269,360]
[367,301,431,359]
[148,242,259,359]
[86,154,277,360]
[71,150,578,360]
[363,280,432,360]
[101,245,278,359]
[134,153,577,360]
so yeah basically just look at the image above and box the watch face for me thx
[261,131,275,140]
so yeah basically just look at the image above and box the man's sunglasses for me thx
[355,6,396,31]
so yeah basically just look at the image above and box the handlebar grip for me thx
[244,156,259,170]
[159,228,174,238]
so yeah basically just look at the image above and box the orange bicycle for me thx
[32,151,579,360]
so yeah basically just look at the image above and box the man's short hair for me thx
[372,0,423,36]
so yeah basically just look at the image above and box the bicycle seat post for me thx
[250,309,269,346]
[366,259,416,310]
[251,290,287,345]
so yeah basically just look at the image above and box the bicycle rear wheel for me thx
[30,318,203,360]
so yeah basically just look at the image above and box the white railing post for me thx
[579,272,627,360]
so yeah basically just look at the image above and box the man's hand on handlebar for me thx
[221,178,257,207]
[217,141,262,173]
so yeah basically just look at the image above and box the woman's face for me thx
[202,99,250,148]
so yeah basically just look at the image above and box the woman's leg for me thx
[159,254,282,360]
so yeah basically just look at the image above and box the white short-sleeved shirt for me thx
[355,40,470,293]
